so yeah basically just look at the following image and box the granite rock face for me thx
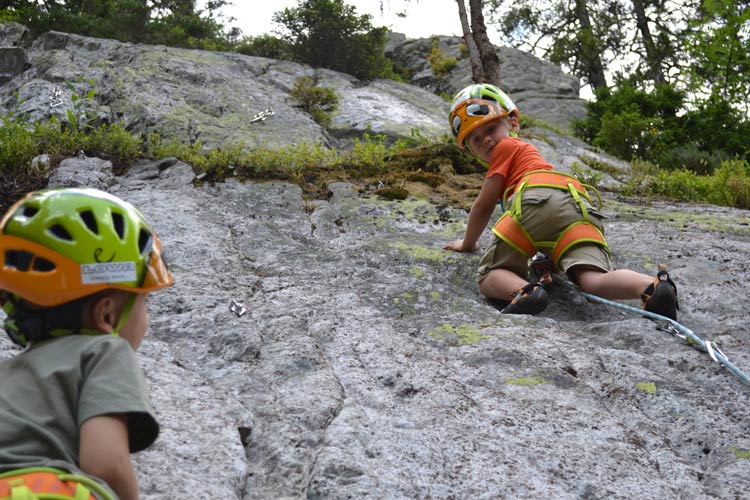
[3,156,749,499]
[0,22,31,83]
[1,23,585,150]
[0,26,447,150]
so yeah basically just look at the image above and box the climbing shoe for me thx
[641,264,679,320]
[501,281,549,315]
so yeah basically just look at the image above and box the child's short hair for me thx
[0,187,173,346]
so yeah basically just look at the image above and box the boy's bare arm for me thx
[445,175,504,252]
[80,414,140,500]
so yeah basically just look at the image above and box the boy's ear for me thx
[85,294,120,333]
[509,115,521,133]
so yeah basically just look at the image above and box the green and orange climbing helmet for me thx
[449,83,519,150]
[0,187,173,308]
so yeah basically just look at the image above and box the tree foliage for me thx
[289,76,339,128]
[234,34,294,61]
[574,80,749,172]
[1,0,230,48]
[683,0,750,111]
[272,0,393,81]
[489,0,622,90]
[489,0,750,168]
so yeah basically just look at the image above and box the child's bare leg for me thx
[479,268,529,300]
[571,267,653,300]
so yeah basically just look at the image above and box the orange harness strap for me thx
[0,469,99,500]
[551,221,608,267]
[492,215,608,267]
[491,213,537,258]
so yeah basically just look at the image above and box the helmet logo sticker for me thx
[94,247,116,263]
[81,261,137,284]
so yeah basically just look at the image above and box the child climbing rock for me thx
[443,83,678,318]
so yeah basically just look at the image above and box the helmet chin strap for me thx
[112,293,137,336]
[0,292,134,346]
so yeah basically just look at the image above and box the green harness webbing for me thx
[506,172,602,224]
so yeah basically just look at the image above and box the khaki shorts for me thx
[477,187,612,283]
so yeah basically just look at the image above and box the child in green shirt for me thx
[0,187,173,500]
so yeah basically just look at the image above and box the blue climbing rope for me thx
[577,289,750,385]
[529,252,750,386]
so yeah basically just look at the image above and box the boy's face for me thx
[465,117,517,162]
[119,293,149,350]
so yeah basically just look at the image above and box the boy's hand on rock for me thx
[443,239,479,253]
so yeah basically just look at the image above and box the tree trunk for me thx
[574,0,608,90]
[455,0,486,83]
[468,0,502,86]
[631,0,666,84]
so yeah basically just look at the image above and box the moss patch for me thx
[732,447,750,459]
[375,186,409,200]
[505,376,547,386]
[636,381,657,394]
[429,323,491,345]
[409,267,426,278]
[391,241,453,263]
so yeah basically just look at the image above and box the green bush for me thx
[289,77,339,128]
[0,115,37,173]
[87,124,143,171]
[657,142,727,175]
[427,37,458,83]
[648,159,750,208]
[574,80,749,171]
[0,110,148,211]
[234,34,294,60]
[5,0,229,49]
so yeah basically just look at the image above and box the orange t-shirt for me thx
[486,137,553,199]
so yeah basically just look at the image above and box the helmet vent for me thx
[22,206,39,218]
[138,228,153,254]
[111,212,125,240]
[48,224,73,241]
[32,257,56,272]
[5,250,33,272]
[79,210,99,235]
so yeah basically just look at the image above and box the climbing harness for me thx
[529,253,750,386]
[0,467,115,500]
[492,170,609,267]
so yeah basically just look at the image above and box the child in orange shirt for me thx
[444,83,678,318]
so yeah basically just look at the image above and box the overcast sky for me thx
[209,1,491,41]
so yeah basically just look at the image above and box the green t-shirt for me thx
[0,334,159,482]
